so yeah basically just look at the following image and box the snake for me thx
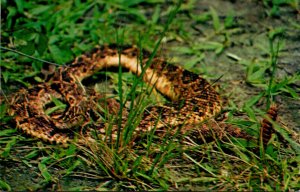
[6,45,224,145]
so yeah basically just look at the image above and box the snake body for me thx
[7,46,222,145]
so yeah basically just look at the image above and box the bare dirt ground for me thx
[171,0,299,131]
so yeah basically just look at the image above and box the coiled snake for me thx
[7,46,224,145]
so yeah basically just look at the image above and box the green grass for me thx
[1,0,300,191]
[262,0,299,17]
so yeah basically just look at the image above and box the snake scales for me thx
[6,45,226,145]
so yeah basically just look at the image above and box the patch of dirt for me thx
[172,0,300,132]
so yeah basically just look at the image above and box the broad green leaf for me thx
[0,180,11,191]
[195,41,223,51]
[210,7,221,32]
[51,96,65,106]
[231,137,257,148]
[243,92,264,109]
[0,60,21,70]
[246,66,267,84]
[224,13,234,28]
[177,177,217,183]
[68,186,90,191]
[145,0,164,3]
[48,35,60,44]
[279,86,299,98]
[265,145,277,160]
[243,106,256,122]
[191,12,211,23]
[15,0,24,13]
[65,144,77,156]
[29,5,53,16]
[2,71,9,83]
[119,0,146,7]
[14,30,37,42]
[132,156,143,173]
[1,137,17,158]
[22,160,32,168]
[44,96,66,115]
[268,27,285,40]
[7,7,17,18]
[234,148,250,162]
[19,41,35,55]
[6,6,17,28]
[45,104,66,115]
[36,34,48,55]
[184,56,204,70]
[171,46,194,54]
[0,103,7,118]
[41,156,52,164]
[192,177,217,182]
[135,171,155,182]
[151,5,161,25]
[183,153,216,177]
[32,61,43,73]
[49,45,73,64]
[215,45,224,54]
[65,160,81,176]
[0,129,16,137]
[25,150,39,159]
[157,178,168,189]
[121,8,147,23]
[38,162,52,182]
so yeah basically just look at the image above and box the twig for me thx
[0,46,63,66]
